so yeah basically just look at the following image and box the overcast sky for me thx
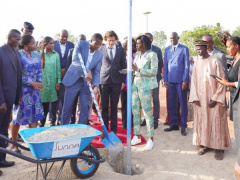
[0,0,239,45]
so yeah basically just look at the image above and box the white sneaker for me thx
[145,139,154,151]
[131,135,141,145]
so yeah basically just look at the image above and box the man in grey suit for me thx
[141,33,163,129]
[202,34,228,77]
[99,30,127,135]
[0,29,22,171]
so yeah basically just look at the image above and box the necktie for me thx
[109,47,113,61]
[174,47,176,52]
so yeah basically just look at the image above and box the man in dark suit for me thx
[141,33,163,129]
[49,29,74,125]
[99,30,127,135]
[0,29,22,172]
[164,32,189,136]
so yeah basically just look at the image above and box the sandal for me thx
[198,147,209,155]
[11,149,21,154]
[215,150,224,160]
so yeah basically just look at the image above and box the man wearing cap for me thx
[189,40,231,160]
[21,22,34,36]
[202,34,227,78]
[163,32,189,136]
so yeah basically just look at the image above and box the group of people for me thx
[0,21,240,178]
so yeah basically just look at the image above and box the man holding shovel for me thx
[61,33,103,125]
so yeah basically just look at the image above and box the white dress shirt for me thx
[106,44,116,60]
[59,42,66,58]
[172,43,179,52]
[87,49,95,63]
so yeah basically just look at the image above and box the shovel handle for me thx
[78,53,106,128]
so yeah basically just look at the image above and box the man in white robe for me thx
[189,40,231,160]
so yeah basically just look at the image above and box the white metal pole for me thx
[126,0,132,176]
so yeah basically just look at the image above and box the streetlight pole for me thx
[143,12,151,32]
[126,0,132,175]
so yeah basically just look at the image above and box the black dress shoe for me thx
[164,125,179,132]
[0,160,15,167]
[0,170,2,176]
[141,119,146,126]
[181,128,187,136]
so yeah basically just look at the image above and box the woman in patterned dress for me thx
[10,35,44,153]
[39,37,61,127]
[131,35,158,151]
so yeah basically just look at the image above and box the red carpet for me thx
[89,115,147,148]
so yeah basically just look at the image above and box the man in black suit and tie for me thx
[0,29,22,173]
[99,30,127,136]
[49,29,74,125]
[141,33,163,129]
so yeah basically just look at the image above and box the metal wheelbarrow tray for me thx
[0,124,105,180]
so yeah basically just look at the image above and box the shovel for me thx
[78,53,122,149]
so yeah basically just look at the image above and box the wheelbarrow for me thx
[0,124,105,180]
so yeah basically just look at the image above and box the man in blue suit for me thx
[164,32,189,136]
[50,29,74,125]
[0,29,22,170]
[61,33,103,125]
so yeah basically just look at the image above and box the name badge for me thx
[52,139,81,158]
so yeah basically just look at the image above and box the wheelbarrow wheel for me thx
[70,144,100,179]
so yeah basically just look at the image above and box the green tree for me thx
[54,31,77,43]
[179,24,227,56]
[232,26,240,37]
[152,31,167,53]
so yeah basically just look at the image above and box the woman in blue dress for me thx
[10,35,44,153]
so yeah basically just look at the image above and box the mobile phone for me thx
[210,74,222,80]
[217,32,226,38]
[119,70,127,74]
[226,55,234,61]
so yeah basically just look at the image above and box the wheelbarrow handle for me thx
[0,134,30,151]
[0,147,105,164]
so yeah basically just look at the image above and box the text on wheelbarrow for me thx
[51,139,81,158]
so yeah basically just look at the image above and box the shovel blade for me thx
[101,131,122,149]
